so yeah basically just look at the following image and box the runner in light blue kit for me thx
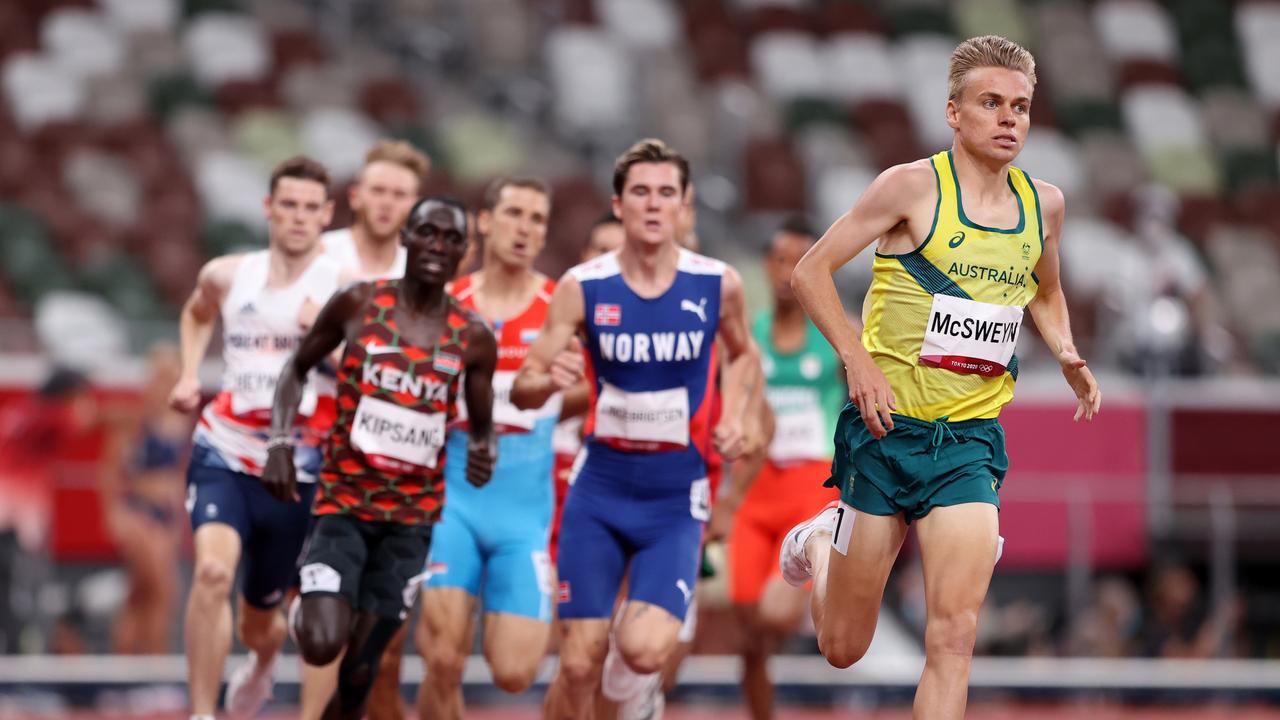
[415,177,587,720]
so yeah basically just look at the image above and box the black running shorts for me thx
[298,514,432,620]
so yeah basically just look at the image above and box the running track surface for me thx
[13,703,1280,719]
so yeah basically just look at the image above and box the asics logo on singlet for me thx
[361,363,448,402]
[948,231,966,248]
[598,331,705,363]
[680,297,708,323]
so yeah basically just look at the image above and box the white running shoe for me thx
[224,651,277,718]
[601,630,648,702]
[779,500,842,587]
[617,670,664,720]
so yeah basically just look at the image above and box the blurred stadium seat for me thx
[0,1,1279,715]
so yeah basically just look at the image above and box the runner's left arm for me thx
[705,401,773,542]
[1026,180,1101,422]
[463,319,499,488]
[262,283,369,502]
[714,266,763,462]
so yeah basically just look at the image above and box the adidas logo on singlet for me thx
[239,302,257,315]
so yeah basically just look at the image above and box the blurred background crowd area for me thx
[0,0,1277,673]
[0,0,1277,374]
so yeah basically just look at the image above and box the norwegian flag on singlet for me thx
[593,303,621,326]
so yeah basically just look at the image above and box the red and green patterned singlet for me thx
[315,280,475,525]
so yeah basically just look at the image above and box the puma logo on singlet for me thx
[680,297,707,323]
[676,578,693,605]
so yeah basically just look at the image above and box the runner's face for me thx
[402,204,468,285]
[612,162,685,248]
[265,177,332,256]
[582,222,623,261]
[765,232,813,304]
[478,185,550,271]
[351,161,420,242]
[947,66,1032,165]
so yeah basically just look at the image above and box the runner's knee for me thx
[617,635,670,676]
[237,609,278,648]
[488,652,539,694]
[424,640,466,689]
[924,609,978,659]
[558,650,603,690]
[192,558,234,596]
[298,618,345,666]
[817,625,871,669]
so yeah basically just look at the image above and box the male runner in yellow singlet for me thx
[779,35,1101,720]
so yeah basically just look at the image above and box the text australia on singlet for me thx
[350,360,447,468]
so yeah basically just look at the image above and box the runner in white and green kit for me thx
[726,218,843,720]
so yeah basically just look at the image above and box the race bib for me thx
[919,294,1023,377]
[689,478,710,521]
[491,371,537,432]
[594,382,689,451]
[350,395,445,469]
[769,406,830,463]
[228,354,318,416]
[552,416,584,456]
[452,370,561,434]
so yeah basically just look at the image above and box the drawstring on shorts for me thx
[927,416,959,460]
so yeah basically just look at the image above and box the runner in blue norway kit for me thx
[512,139,761,719]
[561,243,720,620]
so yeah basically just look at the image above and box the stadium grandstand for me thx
[0,0,1279,718]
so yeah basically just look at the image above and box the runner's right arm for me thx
[261,282,371,502]
[169,255,239,413]
[558,376,590,421]
[791,162,934,438]
[512,274,586,411]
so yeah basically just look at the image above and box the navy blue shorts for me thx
[186,445,316,608]
[556,445,706,622]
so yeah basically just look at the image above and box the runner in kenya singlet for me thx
[314,279,474,525]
